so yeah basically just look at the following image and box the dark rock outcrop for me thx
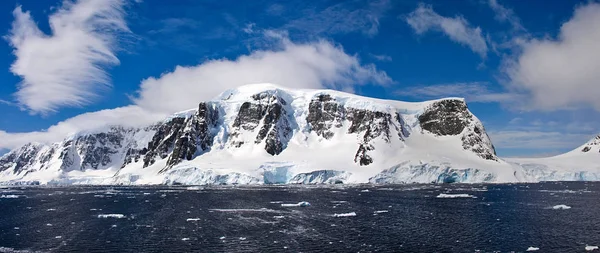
[0,144,42,174]
[419,99,471,136]
[306,94,344,139]
[230,91,292,155]
[419,99,497,161]
[135,103,219,172]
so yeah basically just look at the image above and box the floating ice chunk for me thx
[270,201,283,204]
[586,245,599,251]
[209,208,278,213]
[47,209,56,211]
[111,225,117,228]
[186,186,202,191]
[552,205,571,210]
[436,193,476,198]
[182,238,190,241]
[55,236,62,239]
[360,189,370,192]
[374,210,388,214]
[239,237,247,240]
[46,224,52,226]
[0,195,21,198]
[273,216,285,219]
[281,201,311,207]
[98,214,126,219]
[219,236,226,240]
[526,247,540,251]
[186,218,201,222]
[333,212,357,217]
[13,227,19,230]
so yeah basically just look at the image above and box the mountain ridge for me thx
[1,83,598,185]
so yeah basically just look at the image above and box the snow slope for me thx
[0,83,597,185]
[507,135,600,181]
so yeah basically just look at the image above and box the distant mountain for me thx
[1,83,598,185]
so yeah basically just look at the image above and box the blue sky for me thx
[0,0,599,157]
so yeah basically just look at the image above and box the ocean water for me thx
[1,182,599,252]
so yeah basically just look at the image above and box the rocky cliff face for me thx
[229,91,293,155]
[0,84,507,185]
[418,99,497,161]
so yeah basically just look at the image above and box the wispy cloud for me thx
[488,130,594,149]
[395,82,515,103]
[7,0,129,115]
[487,0,524,31]
[285,0,391,37]
[369,54,392,62]
[405,3,488,58]
[0,99,14,106]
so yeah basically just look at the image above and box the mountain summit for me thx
[1,84,599,185]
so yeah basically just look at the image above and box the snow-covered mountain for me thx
[1,83,598,185]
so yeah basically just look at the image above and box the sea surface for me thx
[1,182,599,252]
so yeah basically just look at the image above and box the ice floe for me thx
[186,218,201,222]
[333,212,357,217]
[526,246,540,251]
[374,210,389,214]
[281,201,311,207]
[551,205,571,210]
[97,214,126,219]
[586,245,599,251]
[436,193,477,198]
[0,195,21,198]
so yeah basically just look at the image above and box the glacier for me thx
[1,83,600,185]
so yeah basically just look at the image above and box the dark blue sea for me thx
[1,182,599,252]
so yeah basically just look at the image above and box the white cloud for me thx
[134,33,393,114]
[0,106,165,150]
[7,0,128,114]
[396,82,516,103]
[405,4,488,58]
[503,3,600,111]
[0,31,392,149]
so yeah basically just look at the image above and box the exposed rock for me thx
[354,143,374,166]
[0,143,42,174]
[419,99,497,161]
[230,91,292,155]
[306,94,345,139]
[142,117,187,168]
[419,99,471,136]
[165,103,219,170]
